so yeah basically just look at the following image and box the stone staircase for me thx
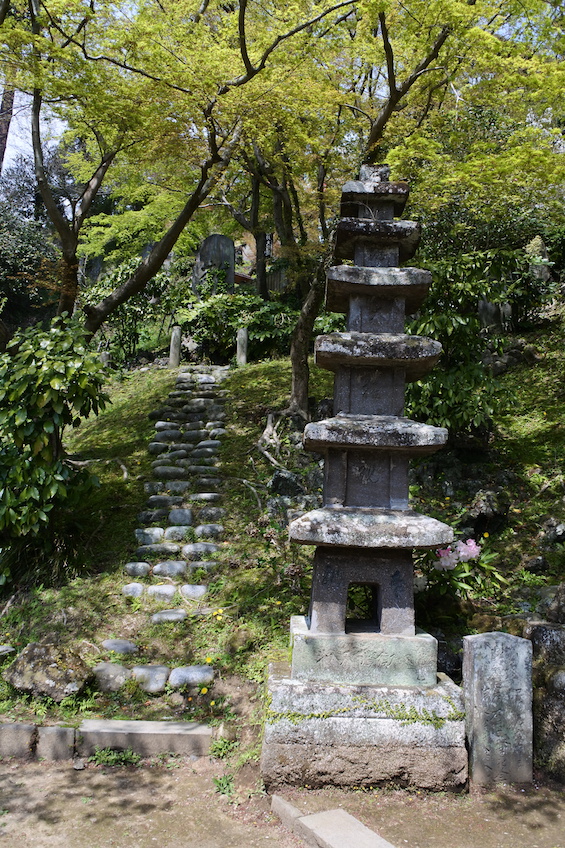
[93,363,230,697]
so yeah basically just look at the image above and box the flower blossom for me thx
[435,539,481,570]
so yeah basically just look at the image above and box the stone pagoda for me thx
[261,165,468,790]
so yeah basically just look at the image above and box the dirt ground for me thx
[1,759,564,848]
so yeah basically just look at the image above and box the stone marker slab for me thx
[463,631,532,785]
[77,719,211,756]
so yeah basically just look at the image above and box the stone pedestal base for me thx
[291,615,437,686]
[261,663,467,790]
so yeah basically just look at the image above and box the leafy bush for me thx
[182,293,300,362]
[0,318,109,585]
[0,206,58,326]
[406,249,552,434]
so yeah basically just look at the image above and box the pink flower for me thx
[455,539,481,562]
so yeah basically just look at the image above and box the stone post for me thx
[236,327,248,366]
[169,325,181,368]
[463,632,533,785]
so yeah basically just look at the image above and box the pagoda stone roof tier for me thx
[335,219,421,263]
[315,332,442,380]
[289,507,454,549]
[340,180,409,218]
[304,415,448,454]
[326,265,431,314]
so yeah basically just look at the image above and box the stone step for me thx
[195,524,223,539]
[77,718,211,756]
[151,609,187,623]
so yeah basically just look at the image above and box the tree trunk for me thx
[0,83,14,171]
[288,262,327,418]
[56,253,79,316]
[255,230,269,300]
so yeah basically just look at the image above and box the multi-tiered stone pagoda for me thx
[261,165,468,790]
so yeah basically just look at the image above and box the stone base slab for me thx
[261,665,467,790]
[291,616,437,686]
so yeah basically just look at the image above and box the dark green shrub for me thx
[0,317,108,586]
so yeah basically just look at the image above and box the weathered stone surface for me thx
[326,265,431,315]
[153,560,187,578]
[164,526,194,541]
[269,469,305,497]
[122,582,145,597]
[135,527,164,545]
[153,466,191,480]
[76,719,211,757]
[315,333,441,380]
[101,639,138,655]
[294,807,398,848]
[152,429,183,442]
[524,622,565,666]
[198,507,225,522]
[2,643,91,702]
[144,482,164,494]
[168,665,214,688]
[195,523,223,539]
[261,666,466,790]
[546,584,565,623]
[138,509,169,524]
[181,542,220,559]
[147,584,177,601]
[131,665,170,693]
[0,644,15,656]
[187,492,222,502]
[168,508,193,525]
[151,609,187,623]
[335,219,421,264]
[0,723,36,758]
[308,548,414,635]
[290,616,437,686]
[180,584,207,600]
[189,560,218,572]
[165,481,192,493]
[93,662,132,692]
[289,507,453,549]
[463,632,532,785]
[304,415,447,454]
[37,725,75,761]
[147,495,184,508]
[148,442,168,455]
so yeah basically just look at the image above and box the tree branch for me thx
[378,12,397,98]
[365,22,452,162]
[218,0,357,93]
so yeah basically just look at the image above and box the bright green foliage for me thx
[415,546,508,603]
[182,293,300,361]
[89,746,142,766]
[406,250,553,433]
[0,318,109,581]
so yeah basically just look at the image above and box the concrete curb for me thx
[0,719,211,761]
[271,795,397,848]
